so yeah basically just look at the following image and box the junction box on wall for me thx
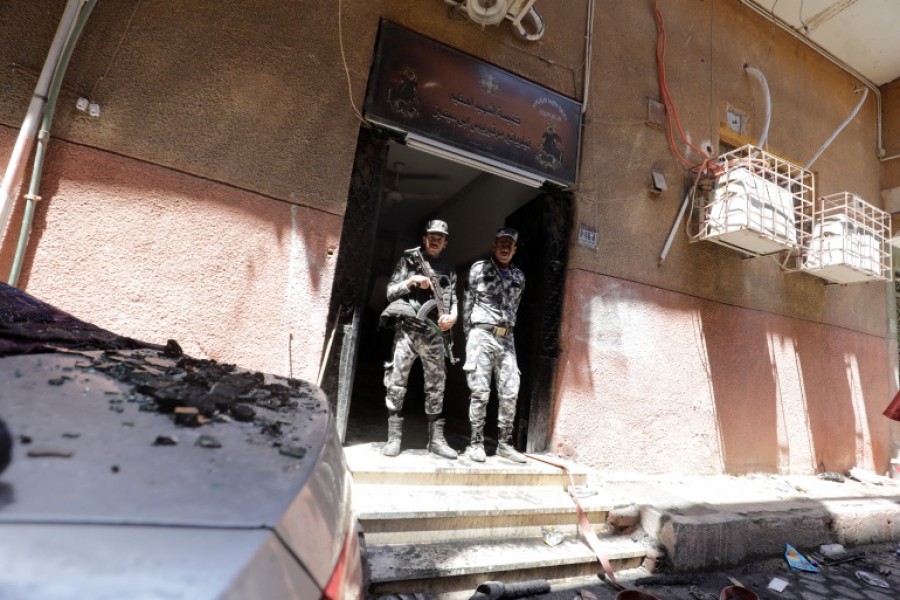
[444,0,545,41]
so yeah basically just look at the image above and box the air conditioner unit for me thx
[801,192,891,284]
[696,145,814,256]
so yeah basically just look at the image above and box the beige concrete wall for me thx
[0,0,895,474]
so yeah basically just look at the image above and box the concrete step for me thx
[345,443,589,487]
[366,535,649,599]
[355,483,617,544]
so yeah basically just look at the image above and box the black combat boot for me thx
[497,426,526,463]
[427,416,458,459]
[468,425,486,463]
[382,413,403,457]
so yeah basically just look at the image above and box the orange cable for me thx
[653,0,711,173]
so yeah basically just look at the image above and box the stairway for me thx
[345,443,652,599]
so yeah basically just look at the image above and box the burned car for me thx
[0,283,363,599]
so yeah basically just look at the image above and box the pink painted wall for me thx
[0,130,341,382]
[551,270,894,476]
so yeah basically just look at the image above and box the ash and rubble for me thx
[53,340,326,457]
[0,282,326,460]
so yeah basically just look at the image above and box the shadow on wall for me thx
[700,308,780,474]
[0,135,341,292]
[554,272,891,475]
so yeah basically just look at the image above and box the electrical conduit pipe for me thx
[804,87,868,170]
[9,0,98,287]
[0,0,83,266]
[743,65,771,149]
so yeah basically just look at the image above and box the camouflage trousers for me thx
[383,321,446,416]
[463,328,520,430]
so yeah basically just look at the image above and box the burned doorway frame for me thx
[319,126,388,441]
[506,190,573,453]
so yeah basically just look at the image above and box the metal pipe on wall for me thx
[9,0,98,287]
[0,0,83,262]
[582,0,595,115]
[804,87,869,170]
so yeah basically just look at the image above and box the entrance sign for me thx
[364,21,582,187]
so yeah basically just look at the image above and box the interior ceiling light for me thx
[405,132,545,189]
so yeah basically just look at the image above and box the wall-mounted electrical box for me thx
[801,192,891,284]
[696,145,814,256]
[726,107,747,135]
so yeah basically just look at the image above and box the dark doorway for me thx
[506,192,573,452]
[328,129,571,454]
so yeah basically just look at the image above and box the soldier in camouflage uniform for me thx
[462,228,526,463]
[380,219,458,459]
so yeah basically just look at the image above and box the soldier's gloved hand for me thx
[437,315,456,331]
[406,275,431,290]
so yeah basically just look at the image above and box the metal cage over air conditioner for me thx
[801,192,891,284]
[697,145,814,257]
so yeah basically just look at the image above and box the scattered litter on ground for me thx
[819,543,845,558]
[195,434,221,448]
[569,484,598,498]
[468,579,551,600]
[767,577,788,592]
[817,471,845,482]
[772,478,795,494]
[854,570,890,588]
[541,525,565,546]
[278,444,307,459]
[784,543,819,572]
[25,448,73,458]
[634,574,700,586]
[814,547,864,565]
[848,467,892,485]
[687,585,716,600]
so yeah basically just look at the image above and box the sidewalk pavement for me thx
[584,469,900,572]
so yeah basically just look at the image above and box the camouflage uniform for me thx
[383,249,457,415]
[463,254,525,460]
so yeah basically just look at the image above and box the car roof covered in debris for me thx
[0,283,348,598]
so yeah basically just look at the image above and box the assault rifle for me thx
[407,247,459,364]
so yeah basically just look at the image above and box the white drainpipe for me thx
[0,0,83,259]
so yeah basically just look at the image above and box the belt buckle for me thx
[494,326,508,337]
